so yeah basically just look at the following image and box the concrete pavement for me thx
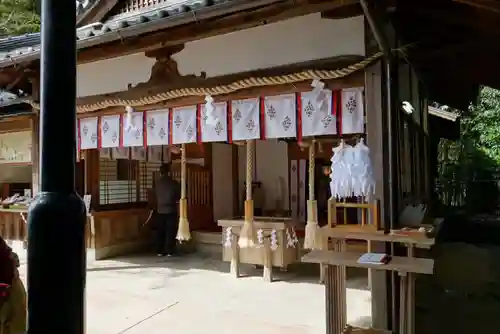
[15,246,372,334]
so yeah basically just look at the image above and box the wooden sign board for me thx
[0,131,32,164]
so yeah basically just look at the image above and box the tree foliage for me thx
[0,0,40,37]
[437,87,500,213]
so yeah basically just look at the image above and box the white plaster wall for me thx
[237,140,289,212]
[212,143,234,220]
[77,14,365,97]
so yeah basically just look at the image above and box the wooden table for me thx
[218,217,300,282]
[303,227,435,334]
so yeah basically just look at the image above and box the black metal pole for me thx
[27,0,87,333]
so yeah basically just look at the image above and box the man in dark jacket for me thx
[154,164,181,256]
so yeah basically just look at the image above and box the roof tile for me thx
[0,0,235,67]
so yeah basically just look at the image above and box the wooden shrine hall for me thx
[0,0,499,333]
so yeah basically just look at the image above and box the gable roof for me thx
[0,0,279,69]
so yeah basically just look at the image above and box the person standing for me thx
[154,163,181,257]
[0,237,27,334]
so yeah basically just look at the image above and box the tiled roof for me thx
[0,0,269,69]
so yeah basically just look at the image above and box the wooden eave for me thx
[391,0,500,109]
[74,55,366,115]
[76,0,358,65]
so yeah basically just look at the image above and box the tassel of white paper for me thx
[125,106,137,132]
[286,228,298,248]
[257,229,264,245]
[330,140,354,199]
[311,79,328,112]
[223,227,232,248]
[205,95,218,126]
[353,138,376,199]
[270,229,278,251]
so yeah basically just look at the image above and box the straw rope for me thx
[28,52,383,113]
[309,141,316,201]
[180,144,187,199]
[246,140,253,201]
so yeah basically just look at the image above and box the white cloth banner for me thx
[300,90,337,137]
[263,94,296,139]
[112,147,129,159]
[201,102,228,142]
[231,98,260,141]
[172,106,197,144]
[146,109,170,146]
[131,147,147,161]
[341,87,365,134]
[79,117,98,149]
[100,115,121,148]
[122,112,144,147]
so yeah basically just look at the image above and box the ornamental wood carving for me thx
[136,44,206,89]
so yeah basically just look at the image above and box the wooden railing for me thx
[0,209,95,248]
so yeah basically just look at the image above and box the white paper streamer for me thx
[204,95,218,126]
[286,227,299,248]
[270,229,278,251]
[311,79,328,112]
[223,227,232,248]
[257,229,264,245]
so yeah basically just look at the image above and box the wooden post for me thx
[230,232,240,278]
[263,237,273,282]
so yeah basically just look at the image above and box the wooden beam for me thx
[322,4,363,19]
[453,0,500,14]
[77,0,357,64]
[403,1,500,36]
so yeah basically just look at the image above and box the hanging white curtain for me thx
[122,111,144,147]
[100,115,121,148]
[146,109,170,146]
[231,98,260,141]
[263,94,296,139]
[300,90,337,137]
[341,88,365,135]
[79,117,98,149]
[172,106,197,144]
[200,102,228,142]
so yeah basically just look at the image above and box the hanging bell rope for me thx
[238,140,256,248]
[304,140,322,250]
[176,143,191,241]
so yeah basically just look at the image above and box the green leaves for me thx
[0,0,40,37]
[437,87,500,212]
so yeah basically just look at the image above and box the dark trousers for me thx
[154,212,178,255]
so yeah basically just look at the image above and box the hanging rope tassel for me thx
[304,140,322,250]
[176,144,191,241]
[238,140,256,248]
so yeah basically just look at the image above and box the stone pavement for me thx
[15,247,372,334]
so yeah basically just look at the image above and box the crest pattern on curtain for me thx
[200,102,228,142]
[146,109,170,146]
[300,90,337,137]
[231,98,260,141]
[122,112,144,147]
[100,115,121,148]
[263,94,296,139]
[172,106,197,144]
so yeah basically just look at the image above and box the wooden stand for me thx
[303,228,435,334]
[218,217,300,282]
